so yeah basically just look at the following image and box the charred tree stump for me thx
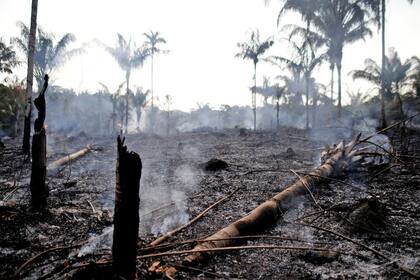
[30,75,48,210]
[113,136,142,279]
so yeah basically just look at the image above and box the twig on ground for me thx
[15,242,87,277]
[298,223,419,279]
[138,244,364,260]
[148,188,239,247]
[140,234,336,252]
[170,263,227,278]
[290,169,322,210]
[241,168,290,176]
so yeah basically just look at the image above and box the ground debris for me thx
[199,158,229,172]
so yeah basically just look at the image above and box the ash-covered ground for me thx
[1,127,419,279]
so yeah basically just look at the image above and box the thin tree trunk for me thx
[312,90,318,128]
[305,74,310,130]
[125,71,130,135]
[276,98,280,131]
[30,75,48,210]
[337,63,342,119]
[150,53,155,133]
[330,63,334,102]
[112,103,116,134]
[253,62,257,131]
[379,0,387,129]
[151,53,154,109]
[113,136,142,279]
[22,0,38,156]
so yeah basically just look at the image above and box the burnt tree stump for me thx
[113,135,142,279]
[30,74,49,210]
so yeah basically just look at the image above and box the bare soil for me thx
[0,127,419,279]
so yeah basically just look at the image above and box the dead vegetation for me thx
[1,125,420,279]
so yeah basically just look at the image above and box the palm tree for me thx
[268,38,326,129]
[131,87,150,131]
[143,31,168,113]
[0,39,20,75]
[235,30,274,130]
[22,0,38,156]
[276,0,372,118]
[100,34,149,134]
[362,0,415,128]
[351,48,419,122]
[13,22,82,90]
[99,81,125,134]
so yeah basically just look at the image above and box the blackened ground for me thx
[0,127,419,279]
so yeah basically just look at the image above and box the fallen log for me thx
[151,134,366,275]
[47,145,92,172]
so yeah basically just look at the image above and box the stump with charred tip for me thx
[30,75,49,210]
[113,136,142,280]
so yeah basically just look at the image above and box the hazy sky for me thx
[1,0,419,111]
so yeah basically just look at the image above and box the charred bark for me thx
[113,135,142,279]
[30,75,48,210]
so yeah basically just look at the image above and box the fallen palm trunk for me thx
[47,145,92,172]
[112,136,142,280]
[30,75,49,210]
[150,135,364,275]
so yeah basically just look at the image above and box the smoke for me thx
[77,226,113,257]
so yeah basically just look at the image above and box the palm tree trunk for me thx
[151,54,154,109]
[276,98,280,131]
[337,63,342,119]
[253,62,257,131]
[379,0,387,129]
[125,71,130,134]
[22,0,38,156]
[150,53,155,133]
[330,63,334,102]
[312,91,318,128]
[305,74,310,130]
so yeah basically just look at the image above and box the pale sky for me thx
[1,0,419,111]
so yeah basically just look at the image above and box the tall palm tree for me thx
[143,31,168,112]
[100,34,149,134]
[22,0,38,156]
[13,22,82,90]
[362,0,415,128]
[275,0,372,118]
[268,39,326,129]
[131,87,150,131]
[235,30,274,130]
[0,39,19,75]
[351,48,419,121]
[311,0,372,118]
